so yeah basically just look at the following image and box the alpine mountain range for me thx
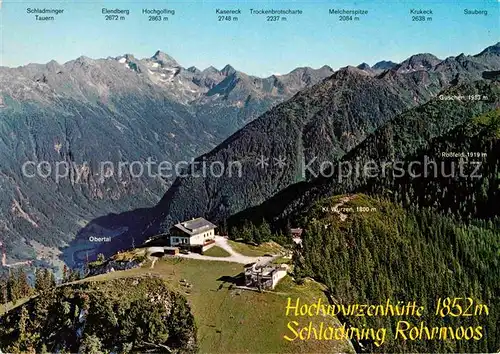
[0,43,499,268]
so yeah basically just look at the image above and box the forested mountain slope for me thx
[228,80,500,228]
[362,108,500,220]
[294,194,499,353]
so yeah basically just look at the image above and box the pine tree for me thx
[258,219,272,243]
[221,218,228,236]
[229,226,239,240]
[46,269,56,289]
[63,264,68,284]
[7,269,17,303]
[241,222,254,243]
[97,253,105,263]
[0,275,8,305]
[79,334,105,354]
[17,269,32,298]
[35,268,44,292]
[252,223,262,244]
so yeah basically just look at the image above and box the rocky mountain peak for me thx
[151,50,179,67]
[357,62,371,70]
[221,64,236,76]
[476,42,500,56]
[202,66,220,74]
[372,60,398,70]
[396,53,441,73]
[187,66,201,73]
[46,60,62,71]
[333,65,370,78]
[74,55,95,65]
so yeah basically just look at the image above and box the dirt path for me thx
[0,241,32,268]
[177,236,274,265]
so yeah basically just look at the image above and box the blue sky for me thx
[1,0,498,76]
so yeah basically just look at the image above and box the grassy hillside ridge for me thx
[0,257,354,353]
[294,194,499,353]
[81,258,353,353]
